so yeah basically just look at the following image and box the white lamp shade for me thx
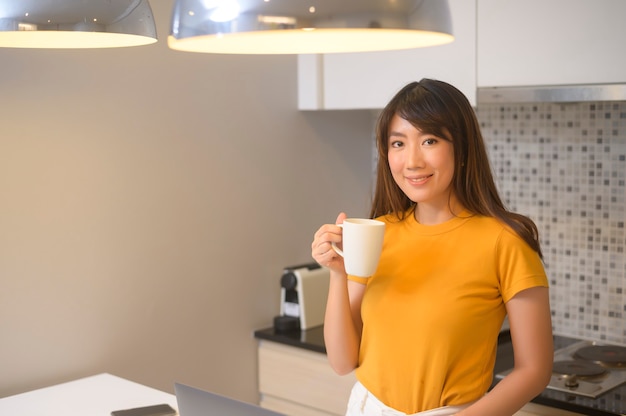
[168,0,454,54]
[0,0,157,49]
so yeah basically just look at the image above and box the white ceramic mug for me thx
[331,218,385,277]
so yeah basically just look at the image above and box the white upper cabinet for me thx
[298,0,477,110]
[477,0,626,87]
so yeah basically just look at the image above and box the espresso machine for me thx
[273,263,330,332]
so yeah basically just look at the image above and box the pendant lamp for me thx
[0,0,157,49]
[168,0,454,54]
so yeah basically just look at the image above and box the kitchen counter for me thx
[255,326,326,354]
[254,327,625,416]
[0,374,178,416]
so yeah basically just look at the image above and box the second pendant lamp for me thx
[168,0,454,54]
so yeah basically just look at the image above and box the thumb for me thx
[336,212,348,225]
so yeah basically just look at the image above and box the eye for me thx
[390,139,404,148]
[423,138,438,146]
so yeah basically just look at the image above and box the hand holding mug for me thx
[312,212,347,273]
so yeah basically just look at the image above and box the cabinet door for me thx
[477,0,626,87]
[298,0,477,110]
[258,341,356,416]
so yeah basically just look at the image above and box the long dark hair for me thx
[370,79,542,258]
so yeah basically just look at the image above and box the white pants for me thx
[346,382,471,416]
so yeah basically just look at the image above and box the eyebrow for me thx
[388,131,408,138]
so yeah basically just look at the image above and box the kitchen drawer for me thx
[258,340,356,416]
[260,395,336,416]
[515,402,584,416]
[257,340,585,416]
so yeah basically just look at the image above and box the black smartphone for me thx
[111,403,177,416]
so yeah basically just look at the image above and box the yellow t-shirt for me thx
[348,212,548,414]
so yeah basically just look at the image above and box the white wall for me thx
[0,0,374,403]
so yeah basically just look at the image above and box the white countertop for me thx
[0,373,178,416]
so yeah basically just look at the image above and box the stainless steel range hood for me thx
[477,84,626,104]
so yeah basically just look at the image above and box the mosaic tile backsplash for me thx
[476,101,626,346]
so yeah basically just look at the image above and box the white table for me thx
[0,373,178,416]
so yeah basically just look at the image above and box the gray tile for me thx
[477,101,626,345]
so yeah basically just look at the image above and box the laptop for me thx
[174,383,285,416]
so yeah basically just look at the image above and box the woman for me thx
[311,79,553,416]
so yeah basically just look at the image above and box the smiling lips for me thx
[406,174,433,185]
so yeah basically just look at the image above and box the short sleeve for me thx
[496,228,549,303]
[347,275,370,285]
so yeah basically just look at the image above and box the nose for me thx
[406,143,424,169]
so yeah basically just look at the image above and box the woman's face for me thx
[387,114,456,209]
